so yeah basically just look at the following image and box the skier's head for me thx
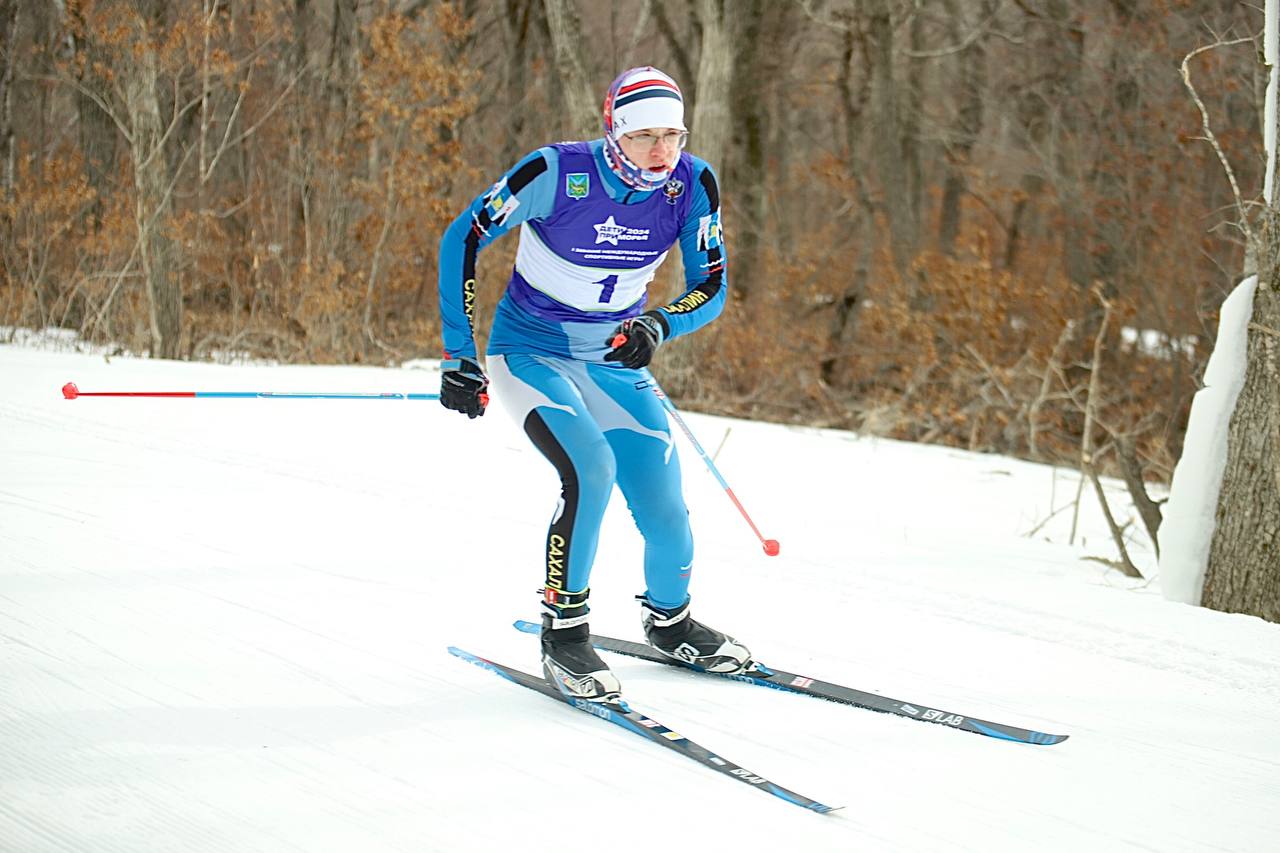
[602,66,689,191]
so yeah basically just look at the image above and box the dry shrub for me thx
[1,148,96,329]
[684,212,1183,479]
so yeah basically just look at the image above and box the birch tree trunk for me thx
[542,0,596,139]
[122,5,182,358]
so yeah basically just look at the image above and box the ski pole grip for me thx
[611,333,628,349]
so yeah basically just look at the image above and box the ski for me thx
[512,621,1068,746]
[447,646,838,814]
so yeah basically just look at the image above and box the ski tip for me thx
[971,720,1069,745]
[447,646,494,669]
[513,619,540,634]
[799,799,843,816]
[764,783,841,815]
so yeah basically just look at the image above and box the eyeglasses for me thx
[622,130,689,151]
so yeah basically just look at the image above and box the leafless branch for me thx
[1029,318,1076,459]
[203,67,304,184]
[903,4,1016,58]
[1180,37,1258,247]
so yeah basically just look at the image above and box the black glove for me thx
[604,312,668,369]
[440,356,489,418]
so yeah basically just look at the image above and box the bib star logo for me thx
[593,215,627,245]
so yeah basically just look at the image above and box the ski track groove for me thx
[1,669,439,853]
[0,800,92,853]
[0,583,503,833]
[0,403,406,501]
[788,552,1276,698]
[0,716,290,853]
[0,488,98,524]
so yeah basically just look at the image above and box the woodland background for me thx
[0,0,1263,490]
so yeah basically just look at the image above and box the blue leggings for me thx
[487,354,692,609]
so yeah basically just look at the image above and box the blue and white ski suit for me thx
[437,139,727,610]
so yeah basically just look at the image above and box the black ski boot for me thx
[639,596,752,673]
[540,594,621,702]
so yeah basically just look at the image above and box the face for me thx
[617,127,687,174]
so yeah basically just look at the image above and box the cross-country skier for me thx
[436,67,750,702]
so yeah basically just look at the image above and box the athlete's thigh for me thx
[487,353,592,426]
[576,364,671,443]
[577,365,683,496]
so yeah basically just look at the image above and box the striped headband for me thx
[604,67,687,137]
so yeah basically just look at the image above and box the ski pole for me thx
[61,382,440,401]
[609,333,779,556]
[648,381,780,557]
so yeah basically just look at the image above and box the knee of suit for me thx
[569,438,617,509]
[632,502,692,544]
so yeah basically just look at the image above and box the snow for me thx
[1157,276,1257,605]
[2,342,1278,852]
[1118,326,1197,360]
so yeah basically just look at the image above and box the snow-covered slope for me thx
[2,342,1277,852]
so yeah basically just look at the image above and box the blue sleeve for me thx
[653,158,727,341]
[437,147,560,359]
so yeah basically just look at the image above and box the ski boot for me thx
[639,596,752,673]
[540,590,621,702]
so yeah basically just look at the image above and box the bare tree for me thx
[289,0,316,268]
[689,0,735,171]
[0,0,16,205]
[499,0,545,163]
[542,0,596,138]
[867,0,923,286]
[937,0,994,255]
[66,1,118,232]
[120,0,183,358]
[724,0,782,303]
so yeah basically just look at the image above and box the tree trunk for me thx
[500,0,537,163]
[820,10,874,387]
[541,0,596,139]
[1202,217,1280,623]
[649,0,695,100]
[290,0,314,269]
[321,0,359,268]
[690,0,733,172]
[72,38,119,230]
[1033,0,1089,287]
[868,0,920,285]
[725,0,772,302]
[938,0,992,255]
[0,0,17,206]
[122,7,181,359]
